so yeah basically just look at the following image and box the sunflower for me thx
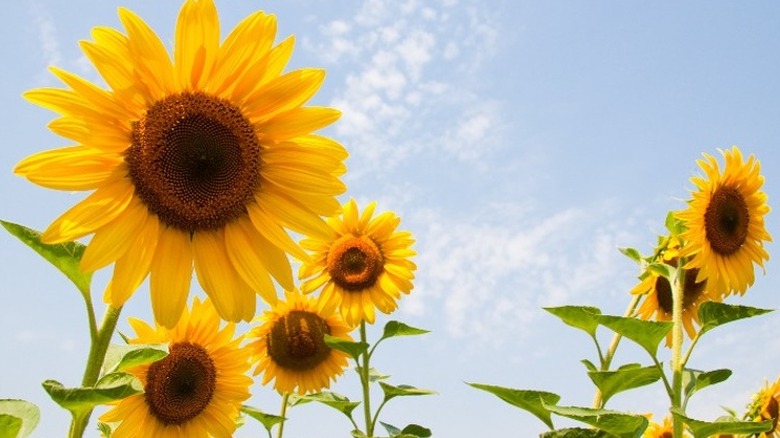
[642,416,691,438]
[247,289,352,394]
[676,146,771,298]
[14,0,348,327]
[99,297,252,437]
[745,377,780,437]
[298,199,417,326]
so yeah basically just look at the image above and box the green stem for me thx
[360,322,373,437]
[276,393,290,438]
[670,265,684,438]
[591,293,642,408]
[68,305,123,438]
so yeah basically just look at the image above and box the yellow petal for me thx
[246,202,310,262]
[231,35,294,102]
[150,228,192,328]
[14,146,122,191]
[48,67,138,121]
[81,198,148,272]
[224,218,279,305]
[106,213,160,306]
[41,175,134,243]
[258,107,341,141]
[118,7,175,100]
[255,187,334,240]
[174,0,219,90]
[244,69,326,123]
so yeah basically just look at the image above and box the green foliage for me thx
[380,422,432,438]
[594,314,672,358]
[0,219,92,296]
[380,321,429,341]
[101,343,168,374]
[544,306,602,337]
[379,382,436,403]
[542,405,647,438]
[294,391,361,419]
[618,247,642,264]
[682,368,732,401]
[241,405,286,432]
[325,334,369,361]
[0,400,39,438]
[698,301,773,336]
[467,383,560,429]
[540,428,616,438]
[671,408,772,437]
[356,366,391,383]
[97,422,113,438]
[42,373,142,415]
[587,364,662,406]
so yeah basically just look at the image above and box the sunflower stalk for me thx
[277,393,290,438]
[359,321,374,437]
[69,304,123,438]
[670,264,685,438]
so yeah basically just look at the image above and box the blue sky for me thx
[1,1,779,436]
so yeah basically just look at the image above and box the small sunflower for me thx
[745,377,780,437]
[248,289,352,394]
[14,0,348,327]
[99,297,252,437]
[298,199,417,326]
[642,415,674,438]
[676,146,771,298]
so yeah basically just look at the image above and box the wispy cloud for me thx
[28,2,62,83]
[304,0,503,174]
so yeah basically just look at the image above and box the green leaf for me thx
[400,424,432,437]
[380,321,430,341]
[42,373,142,414]
[0,220,91,295]
[594,315,672,358]
[240,405,285,432]
[297,392,360,419]
[665,211,685,235]
[619,247,642,264]
[581,359,597,373]
[540,428,616,438]
[682,368,732,400]
[324,334,368,361]
[467,383,560,429]
[647,262,672,280]
[351,430,369,438]
[102,343,168,374]
[379,382,436,403]
[587,365,662,405]
[0,400,39,438]
[543,404,648,438]
[355,366,391,383]
[671,409,772,437]
[698,302,773,336]
[544,306,602,337]
[381,421,403,436]
[97,422,113,438]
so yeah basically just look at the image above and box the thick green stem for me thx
[670,266,684,438]
[276,393,290,438]
[68,305,123,438]
[360,322,373,437]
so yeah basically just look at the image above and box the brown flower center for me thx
[144,342,216,426]
[267,310,332,371]
[654,268,707,314]
[764,396,779,432]
[126,92,261,232]
[327,235,384,291]
[703,185,750,256]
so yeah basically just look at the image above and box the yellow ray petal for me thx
[262,165,346,196]
[224,218,279,305]
[244,69,326,123]
[14,146,122,191]
[118,7,175,100]
[106,214,160,306]
[230,35,294,102]
[175,0,219,90]
[81,198,148,272]
[150,228,192,328]
[246,202,310,262]
[254,188,334,240]
[48,67,138,121]
[257,107,341,141]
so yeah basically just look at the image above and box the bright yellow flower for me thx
[643,415,691,438]
[248,290,352,394]
[14,0,347,327]
[676,147,771,298]
[100,297,252,438]
[298,199,417,326]
[745,377,780,437]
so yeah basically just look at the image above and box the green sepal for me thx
[102,343,168,374]
[647,262,672,280]
[324,334,368,361]
[587,364,662,406]
[671,408,772,437]
[543,404,648,438]
[540,428,616,438]
[351,430,369,438]
[379,382,436,403]
[618,247,642,265]
[380,422,432,437]
[42,372,142,415]
[0,400,39,438]
[682,368,732,400]
[240,405,285,432]
[698,302,773,336]
[294,391,360,419]
[467,383,560,429]
[593,315,672,358]
[544,306,601,337]
[0,220,91,296]
[664,211,685,236]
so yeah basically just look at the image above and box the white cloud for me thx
[29,2,62,83]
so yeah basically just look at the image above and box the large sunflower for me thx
[298,198,417,326]
[99,297,252,437]
[14,0,347,327]
[676,146,771,298]
[745,377,780,437]
[247,289,352,394]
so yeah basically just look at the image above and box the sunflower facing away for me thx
[298,198,417,326]
[247,289,353,395]
[745,377,780,437]
[676,146,771,298]
[14,0,348,327]
[99,297,252,437]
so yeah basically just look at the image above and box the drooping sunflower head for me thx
[676,146,771,298]
[247,289,353,395]
[745,378,780,437]
[298,198,417,326]
[99,297,252,437]
[14,0,348,327]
